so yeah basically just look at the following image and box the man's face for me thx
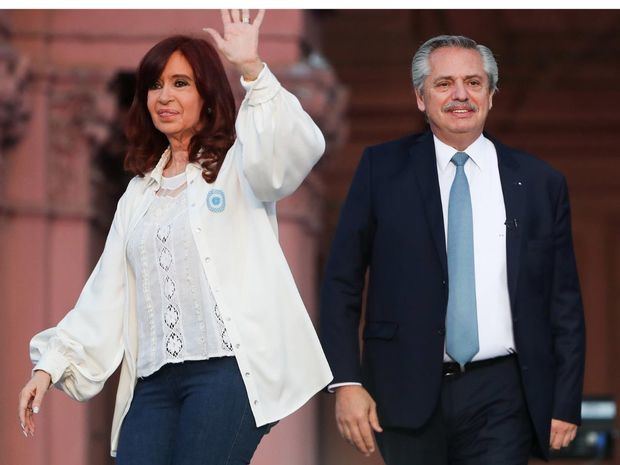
[415,47,494,147]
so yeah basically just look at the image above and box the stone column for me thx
[0,47,114,463]
[0,13,31,189]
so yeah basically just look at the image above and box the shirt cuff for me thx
[239,63,282,106]
[32,350,70,385]
[327,382,362,393]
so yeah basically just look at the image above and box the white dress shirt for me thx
[434,133,515,362]
[329,132,515,391]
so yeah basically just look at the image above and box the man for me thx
[320,35,585,465]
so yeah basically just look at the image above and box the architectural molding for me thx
[229,52,348,155]
[275,51,348,153]
[44,68,115,215]
[0,18,32,172]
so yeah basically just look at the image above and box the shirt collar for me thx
[146,147,203,187]
[433,133,489,173]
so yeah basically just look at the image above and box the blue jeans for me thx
[116,357,274,465]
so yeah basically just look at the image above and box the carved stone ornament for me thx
[0,31,31,153]
[46,68,116,212]
[276,50,349,152]
[229,50,348,156]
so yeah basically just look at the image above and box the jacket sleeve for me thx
[320,148,375,384]
[29,179,136,401]
[235,63,326,202]
[549,175,586,424]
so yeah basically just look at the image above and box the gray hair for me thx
[411,35,498,93]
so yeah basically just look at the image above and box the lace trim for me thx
[156,181,187,199]
[156,221,184,358]
[214,303,233,352]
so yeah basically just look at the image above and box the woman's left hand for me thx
[204,9,265,81]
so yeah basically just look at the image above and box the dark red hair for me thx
[124,35,236,183]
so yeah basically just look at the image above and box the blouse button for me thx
[245,372,250,377]
[204,257,211,262]
[235,344,240,349]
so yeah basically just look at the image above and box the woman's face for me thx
[147,51,203,142]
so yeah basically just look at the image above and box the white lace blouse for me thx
[126,171,233,378]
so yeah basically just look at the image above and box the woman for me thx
[18,9,332,464]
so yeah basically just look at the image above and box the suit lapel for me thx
[411,131,448,278]
[494,139,526,310]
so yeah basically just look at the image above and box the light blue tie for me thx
[446,152,479,369]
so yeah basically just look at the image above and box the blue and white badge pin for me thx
[207,189,226,213]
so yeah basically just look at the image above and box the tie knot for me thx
[451,152,469,167]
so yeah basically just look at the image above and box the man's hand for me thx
[550,418,578,450]
[335,385,383,456]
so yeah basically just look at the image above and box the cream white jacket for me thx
[30,64,333,457]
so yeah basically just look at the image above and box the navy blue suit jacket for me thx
[320,130,585,459]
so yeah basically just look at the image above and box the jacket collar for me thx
[146,147,171,187]
[146,147,203,188]
[489,132,525,311]
[411,130,448,279]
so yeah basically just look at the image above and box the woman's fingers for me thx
[18,386,35,437]
[220,9,232,25]
[31,382,46,415]
[254,9,265,28]
[18,389,30,435]
[203,28,224,49]
[18,373,50,437]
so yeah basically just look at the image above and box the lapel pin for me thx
[207,189,226,213]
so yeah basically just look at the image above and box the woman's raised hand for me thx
[204,9,265,81]
[18,370,52,437]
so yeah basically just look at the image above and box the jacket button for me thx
[437,329,445,336]
[442,280,447,286]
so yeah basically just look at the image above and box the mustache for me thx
[442,101,478,112]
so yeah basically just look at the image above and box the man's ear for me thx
[415,88,426,113]
[488,90,494,110]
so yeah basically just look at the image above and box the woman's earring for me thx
[207,107,213,115]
